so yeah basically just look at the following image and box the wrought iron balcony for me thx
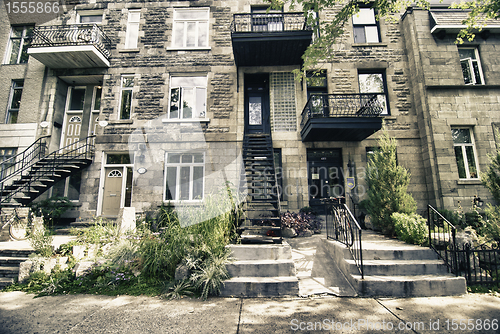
[300,93,384,142]
[230,13,313,66]
[28,24,111,68]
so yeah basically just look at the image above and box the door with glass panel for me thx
[101,154,133,216]
[244,73,270,134]
[62,87,85,150]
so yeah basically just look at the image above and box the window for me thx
[6,80,23,124]
[459,47,484,85]
[0,148,17,180]
[452,128,479,179]
[172,8,209,49]
[78,11,103,24]
[306,70,328,117]
[352,8,379,43]
[358,71,388,115]
[5,26,33,64]
[169,76,207,119]
[125,10,141,49]
[165,153,204,201]
[270,72,296,131]
[119,75,134,119]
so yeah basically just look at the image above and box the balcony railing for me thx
[301,93,384,126]
[30,24,111,60]
[231,13,311,33]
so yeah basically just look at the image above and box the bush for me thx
[391,212,428,245]
[281,211,322,236]
[481,204,500,243]
[27,225,54,257]
[364,130,417,236]
[29,196,73,227]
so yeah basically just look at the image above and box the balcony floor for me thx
[28,45,110,68]
[301,117,383,142]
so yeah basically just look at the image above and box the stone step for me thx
[352,274,467,298]
[359,247,440,261]
[0,249,34,258]
[0,256,29,266]
[0,277,14,290]
[220,276,299,297]
[0,266,19,278]
[227,244,292,261]
[346,259,450,276]
[227,259,295,277]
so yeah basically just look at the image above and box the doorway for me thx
[100,154,133,217]
[244,73,270,134]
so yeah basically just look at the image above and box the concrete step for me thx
[353,274,467,297]
[227,244,292,261]
[0,266,19,278]
[227,259,295,277]
[0,277,14,290]
[0,256,29,266]
[0,249,34,258]
[359,247,440,261]
[220,276,299,297]
[346,259,450,276]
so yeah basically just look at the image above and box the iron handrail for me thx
[428,204,458,275]
[30,24,111,59]
[326,200,364,278]
[0,136,95,205]
[231,12,311,33]
[300,93,384,127]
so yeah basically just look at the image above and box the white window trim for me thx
[77,10,104,24]
[168,8,211,51]
[352,8,380,44]
[125,9,141,49]
[164,152,205,203]
[168,76,207,120]
[119,75,135,120]
[6,80,23,124]
[459,47,485,85]
[4,26,32,65]
[452,127,480,180]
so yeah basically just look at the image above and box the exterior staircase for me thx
[0,249,33,290]
[239,134,281,244]
[221,243,299,297]
[322,231,467,297]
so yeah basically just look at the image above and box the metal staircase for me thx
[239,133,282,244]
[0,136,95,209]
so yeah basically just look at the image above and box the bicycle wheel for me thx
[9,219,28,241]
[344,221,354,247]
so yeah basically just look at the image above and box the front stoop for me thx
[220,243,299,297]
[321,232,467,298]
[0,249,33,290]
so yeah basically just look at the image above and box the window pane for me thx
[168,154,180,163]
[186,22,196,47]
[20,40,30,63]
[170,87,180,119]
[176,10,207,20]
[107,154,131,164]
[459,48,475,60]
[182,87,194,118]
[124,167,133,207]
[352,8,376,25]
[122,77,134,88]
[461,59,473,85]
[198,22,208,47]
[365,26,379,43]
[10,88,23,109]
[171,77,206,87]
[166,167,177,200]
[465,146,478,178]
[80,15,102,23]
[451,128,471,144]
[69,88,86,110]
[120,90,132,119]
[8,39,21,64]
[359,73,384,93]
[11,27,24,38]
[193,166,203,199]
[472,61,482,84]
[94,87,102,110]
[193,154,204,163]
[7,110,18,124]
[181,154,192,163]
[196,87,206,117]
[454,147,466,179]
[173,22,184,47]
[67,172,82,201]
[180,166,190,200]
[249,96,262,125]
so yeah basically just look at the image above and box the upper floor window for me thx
[172,8,209,49]
[125,9,141,49]
[459,47,484,85]
[352,8,379,43]
[169,76,207,119]
[119,75,134,120]
[6,80,23,124]
[78,11,103,24]
[358,71,388,115]
[452,127,479,179]
[4,26,33,64]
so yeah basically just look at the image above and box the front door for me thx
[62,87,85,149]
[308,149,344,212]
[244,73,270,134]
[102,168,123,216]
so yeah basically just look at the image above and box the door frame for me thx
[244,73,270,134]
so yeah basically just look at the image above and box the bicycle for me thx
[1,208,30,241]
[333,205,354,247]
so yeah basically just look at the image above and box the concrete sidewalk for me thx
[0,291,499,333]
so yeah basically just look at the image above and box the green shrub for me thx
[391,212,428,245]
[364,130,417,236]
[190,249,230,300]
[29,196,73,227]
[481,204,500,243]
[27,225,54,257]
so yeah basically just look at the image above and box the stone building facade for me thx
[1,0,499,221]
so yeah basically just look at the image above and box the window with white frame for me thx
[119,75,134,119]
[352,8,380,43]
[165,153,204,201]
[4,26,33,64]
[125,9,141,49]
[172,8,209,49]
[358,71,388,115]
[458,47,484,85]
[169,76,207,119]
[6,80,23,124]
[452,127,479,179]
[0,148,17,179]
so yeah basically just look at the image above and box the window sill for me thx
[162,118,210,123]
[163,201,204,206]
[353,43,387,47]
[119,48,140,53]
[457,179,482,185]
[166,47,211,52]
[110,119,133,125]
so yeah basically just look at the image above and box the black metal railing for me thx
[457,242,500,286]
[301,93,384,126]
[325,199,364,278]
[428,204,458,275]
[30,24,111,59]
[231,12,311,33]
[0,135,95,205]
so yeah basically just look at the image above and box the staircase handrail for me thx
[0,135,51,185]
[427,204,458,275]
[269,133,283,243]
[326,200,364,278]
[0,135,95,205]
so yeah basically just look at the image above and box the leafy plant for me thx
[391,212,428,245]
[29,196,73,227]
[72,217,120,251]
[106,239,140,267]
[481,204,500,243]
[27,224,54,257]
[163,279,194,300]
[281,211,322,236]
[190,250,230,300]
[364,129,417,236]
